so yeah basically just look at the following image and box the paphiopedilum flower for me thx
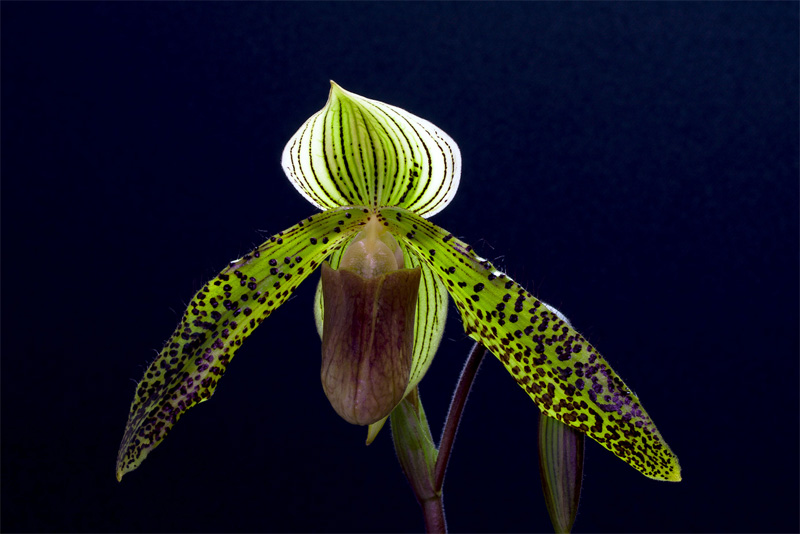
[116,82,681,484]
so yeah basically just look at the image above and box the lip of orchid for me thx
[320,260,421,426]
[318,214,423,427]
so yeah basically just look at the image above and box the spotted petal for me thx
[381,207,681,482]
[116,206,370,481]
[282,82,461,217]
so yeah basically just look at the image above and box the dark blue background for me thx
[3,3,797,532]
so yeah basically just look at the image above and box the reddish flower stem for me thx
[434,341,488,492]
[422,496,447,534]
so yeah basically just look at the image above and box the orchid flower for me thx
[116,82,681,486]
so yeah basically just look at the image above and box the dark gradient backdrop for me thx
[3,3,797,533]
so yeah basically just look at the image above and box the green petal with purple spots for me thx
[282,82,461,217]
[380,207,681,482]
[116,206,370,481]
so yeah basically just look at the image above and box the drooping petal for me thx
[282,82,461,217]
[116,206,369,481]
[381,207,681,482]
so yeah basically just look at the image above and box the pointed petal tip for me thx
[327,81,357,107]
[648,468,681,482]
[666,466,682,482]
[325,81,346,108]
[650,454,681,482]
[328,80,347,99]
[116,451,139,482]
[366,416,389,445]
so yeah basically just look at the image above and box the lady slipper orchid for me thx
[116,82,681,486]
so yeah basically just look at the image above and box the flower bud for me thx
[538,414,584,534]
[538,303,583,534]
[389,388,439,503]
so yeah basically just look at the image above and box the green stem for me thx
[434,341,488,491]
